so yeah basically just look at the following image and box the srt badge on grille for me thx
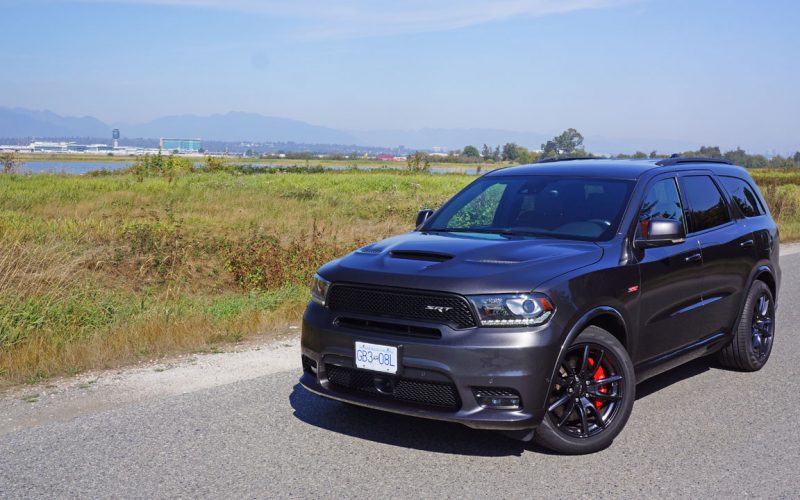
[425,305,453,313]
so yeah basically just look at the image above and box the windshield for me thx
[423,175,634,241]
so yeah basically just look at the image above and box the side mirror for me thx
[416,208,434,227]
[634,218,685,248]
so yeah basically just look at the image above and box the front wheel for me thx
[534,326,635,454]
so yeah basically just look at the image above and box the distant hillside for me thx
[118,111,360,144]
[0,107,109,138]
[0,107,699,154]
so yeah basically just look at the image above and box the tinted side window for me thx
[720,176,764,217]
[637,178,684,238]
[682,175,731,232]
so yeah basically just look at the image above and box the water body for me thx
[21,161,133,174]
[20,160,482,176]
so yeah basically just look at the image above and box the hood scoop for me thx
[389,250,454,262]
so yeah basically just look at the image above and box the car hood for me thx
[318,231,603,295]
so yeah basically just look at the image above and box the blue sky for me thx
[1,0,798,153]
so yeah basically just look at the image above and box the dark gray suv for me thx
[299,157,780,454]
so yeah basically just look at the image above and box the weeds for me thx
[226,223,367,291]
[0,168,796,387]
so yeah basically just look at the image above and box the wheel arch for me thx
[753,266,777,302]
[543,306,629,407]
[726,264,778,340]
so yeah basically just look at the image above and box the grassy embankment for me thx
[1,167,799,387]
[0,170,470,386]
[15,152,505,171]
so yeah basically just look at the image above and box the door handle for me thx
[685,253,702,263]
[740,239,754,248]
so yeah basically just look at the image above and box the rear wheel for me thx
[718,280,775,371]
[534,326,635,454]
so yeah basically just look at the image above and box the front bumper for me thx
[300,301,563,431]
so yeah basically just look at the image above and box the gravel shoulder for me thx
[0,334,300,436]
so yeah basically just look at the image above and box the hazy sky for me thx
[1,0,798,152]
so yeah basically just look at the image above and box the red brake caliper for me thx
[587,358,608,409]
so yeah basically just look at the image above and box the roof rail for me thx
[655,156,732,167]
[536,156,597,164]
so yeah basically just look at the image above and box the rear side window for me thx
[719,176,764,217]
[682,175,731,232]
[637,178,684,238]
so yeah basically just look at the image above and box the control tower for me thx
[112,129,120,149]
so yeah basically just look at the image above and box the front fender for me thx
[541,305,628,408]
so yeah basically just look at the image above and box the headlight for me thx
[310,274,331,306]
[467,293,555,327]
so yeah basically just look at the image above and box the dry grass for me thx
[0,167,797,387]
[0,170,469,386]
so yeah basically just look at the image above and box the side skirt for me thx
[634,331,730,382]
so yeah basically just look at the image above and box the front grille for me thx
[327,285,476,329]
[336,317,442,339]
[325,364,460,410]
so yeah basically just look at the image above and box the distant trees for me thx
[723,147,748,166]
[698,145,722,158]
[676,145,800,169]
[541,128,585,157]
[501,143,520,161]
[462,145,480,158]
[459,132,800,170]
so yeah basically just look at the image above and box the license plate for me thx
[355,341,398,374]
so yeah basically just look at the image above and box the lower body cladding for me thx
[299,302,562,432]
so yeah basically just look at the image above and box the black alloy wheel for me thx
[546,343,624,438]
[719,280,775,371]
[534,326,635,454]
[751,293,774,362]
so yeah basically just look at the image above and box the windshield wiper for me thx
[425,228,537,237]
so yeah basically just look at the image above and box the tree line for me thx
[447,128,800,168]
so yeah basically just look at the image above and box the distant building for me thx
[30,141,70,153]
[112,129,120,149]
[160,138,202,153]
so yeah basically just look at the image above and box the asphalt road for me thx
[2,253,800,499]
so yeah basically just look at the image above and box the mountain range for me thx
[0,107,697,153]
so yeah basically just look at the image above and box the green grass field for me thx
[16,152,505,171]
[1,168,798,386]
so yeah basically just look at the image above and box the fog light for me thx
[473,388,521,410]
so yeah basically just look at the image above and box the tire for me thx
[534,325,635,454]
[718,280,775,371]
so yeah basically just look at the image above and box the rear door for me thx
[635,174,706,362]
[678,172,754,337]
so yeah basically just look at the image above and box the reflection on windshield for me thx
[425,176,634,241]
